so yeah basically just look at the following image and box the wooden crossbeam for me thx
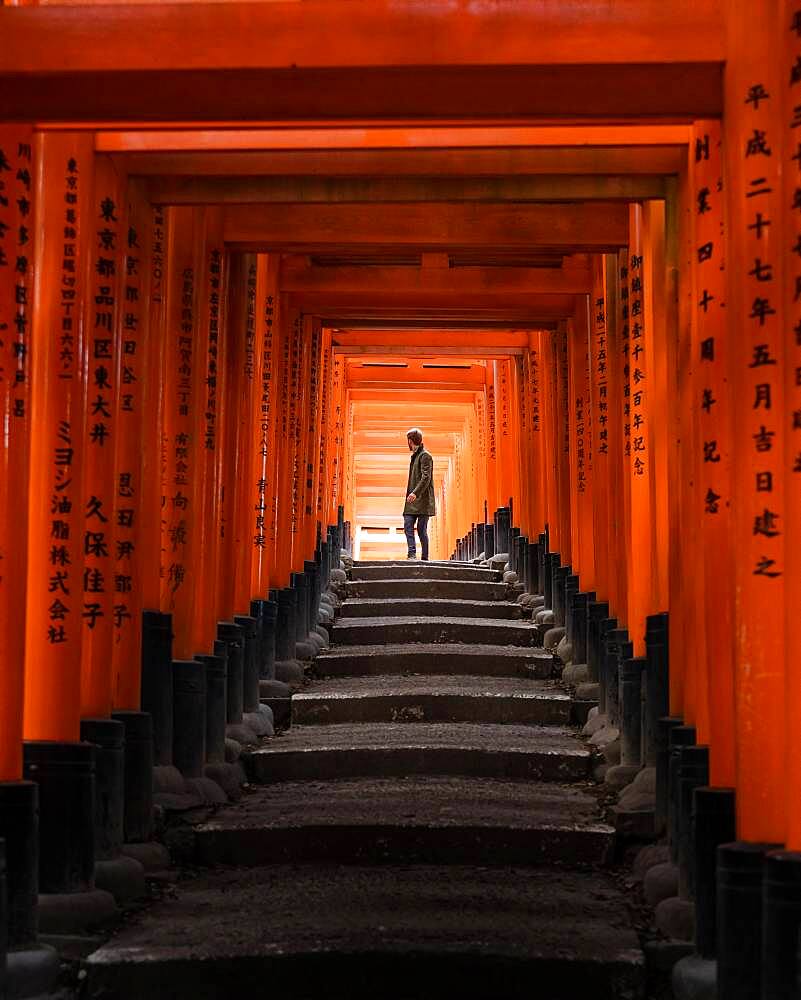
[228,203,628,251]
[1,2,723,120]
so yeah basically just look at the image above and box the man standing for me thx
[403,428,435,560]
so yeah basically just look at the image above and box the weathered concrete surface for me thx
[246,722,591,783]
[292,675,571,726]
[350,564,501,582]
[340,597,522,619]
[194,777,614,867]
[86,865,643,1000]
[315,642,554,679]
[346,578,508,601]
[332,615,536,647]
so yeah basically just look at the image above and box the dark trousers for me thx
[403,514,430,560]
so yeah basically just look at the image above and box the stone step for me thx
[332,616,536,647]
[340,597,522,619]
[345,578,508,601]
[193,777,614,867]
[292,675,570,726]
[86,865,644,1000]
[246,722,591,784]
[314,642,554,679]
[350,563,501,582]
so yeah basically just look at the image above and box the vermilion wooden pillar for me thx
[690,121,734,786]
[272,305,301,586]
[0,126,33,777]
[216,252,254,621]
[189,208,227,654]
[484,364,500,512]
[111,179,151,710]
[568,296,596,591]
[316,328,333,533]
[725,5,786,844]
[301,317,324,561]
[589,258,611,606]
[24,132,93,743]
[554,323,572,566]
[526,331,546,537]
[540,330,559,549]
[80,154,123,720]
[781,3,801,850]
[139,202,167,618]
[604,253,627,622]
[160,206,198,659]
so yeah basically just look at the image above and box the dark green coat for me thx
[404,445,436,516]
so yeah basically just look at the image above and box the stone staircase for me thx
[86,560,644,999]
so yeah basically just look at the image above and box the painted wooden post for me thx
[589,257,611,606]
[724,6,786,844]
[111,179,151,711]
[781,1,801,851]
[160,206,198,659]
[80,154,123,721]
[554,322,572,566]
[24,132,93,743]
[272,305,301,586]
[690,120,734,787]
[0,126,33,777]
[568,295,596,591]
[484,364,500,513]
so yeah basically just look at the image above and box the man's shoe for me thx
[406,553,418,560]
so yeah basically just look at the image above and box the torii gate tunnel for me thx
[1,0,801,995]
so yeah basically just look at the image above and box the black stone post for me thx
[217,621,245,725]
[110,711,154,845]
[292,572,309,642]
[595,617,618,715]
[656,717,684,837]
[275,588,297,663]
[693,786,736,959]
[79,718,125,866]
[140,610,173,767]
[717,842,780,1000]
[256,599,277,680]
[234,615,260,715]
[23,741,96,893]
[604,630,631,729]
[510,526,520,570]
[172,660,206,779]
[619,658,645,768]
[644,613,670,768]
[484,523,495,559]
[762,851,801,1000]
[586,601,609,682]
[195,652,227,765]
[677,744,709,899]
[476,522,486,559]
[668,725,697,863]
[563,574,579,635]
[496,506,511,556]
[544,552,559,611]
[305,558,321,628]
[0,782,38,947]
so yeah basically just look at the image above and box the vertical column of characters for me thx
[554,323,572,567]
[79,155,122,719]
[724,15,786,843]
[111,179,150,710]
[189,209,226,654]
[317,328,333,531]
[289,312,308,572]
[142,203,167,615]
[467,403,480,524]
[527,332,545,534]
[24,133,93,742]
[0,127,33,777]
[624,205,655,655]
[272,304,298,586]
[216,253,253,620]
[643,202,671,613]
[567,317,583,576]
[616,249,633,633]
[782,3,801,849]
[485,365,499,511]
[302,317,323,558]
[250,256,280,594]
[539,332,559,546]
[474,383,488,516]
[518,351,531,534]
[496,359,511,507]
[690,122,733,783]
[160,207,196,658]
[328,351,346,539]
[590,258,611,604]
[569,299,595,589]
[602,254,626,621]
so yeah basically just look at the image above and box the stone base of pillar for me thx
[204,762,246,801]
[655,896,695,943]
[643,861,679,907]
[94,855,146,903]
[274,659,304,686]
[6,943,61,999]
[582,707,605,736]
[259,678,291,699]
[313,625,329,645]
[119,842,171,874]
[562,662,589,685]
[672,955,716,1000]
[37,889,117,935]
[575,681,599,701]
[243,704,274,738]
[604,762,641,790]
[295,639,317,661]
[543,626,566,650]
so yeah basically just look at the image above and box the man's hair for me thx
[406,428,423,446]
